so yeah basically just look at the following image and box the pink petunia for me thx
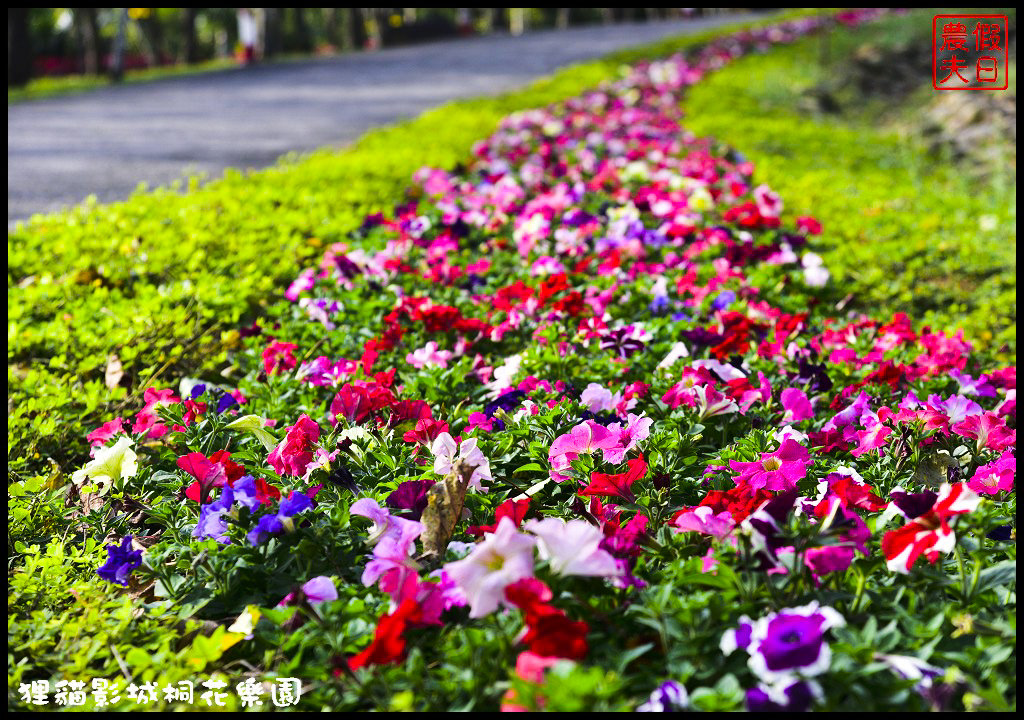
[952,412,1016,453]
[267,414,321,477]
[670,506,735,540]
[780,387,814,424]
[548,420,620,481]
[967,452,1015,495]
[730,439,810,492]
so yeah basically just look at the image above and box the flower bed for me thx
[13,9,1016,712]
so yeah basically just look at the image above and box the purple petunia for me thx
[195,486,235,544]
[247,490,315,546]
[745,678,821,712]
[637,680,689,712]
[97,535,143,586]
[721,602,845,683]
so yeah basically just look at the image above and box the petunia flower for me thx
[780,387,814,424]
[442,517,536,618]
[638,681,689,712]
[524,518,621,578]
[581,455,647,501]
[746,678,821,713]
[952,412,1016,453]
[194,486,236,544]
[881,482,981,573]
[967,452,1015,495]
[548,420,624,481]
[72,437,138,493]
[729,438,810,492]
[97,535,143,586]
[723,602,845,683]
[430,432,492,492]
[267,414,321,477]
[406,341,453,370]
[670,505,735,540]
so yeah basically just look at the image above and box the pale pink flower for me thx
[670,506,735,540]
[525,518,621,578]
[406,341,453,370]
[443,518,536,618]
[548,420,621,481]
[431,432,492,492]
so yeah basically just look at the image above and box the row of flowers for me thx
[74,8,1015,712]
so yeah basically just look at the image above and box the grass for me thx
[7,57,243,104]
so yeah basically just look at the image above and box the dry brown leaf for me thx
[420,460,473,557]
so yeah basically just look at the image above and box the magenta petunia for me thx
[729,438,810,492]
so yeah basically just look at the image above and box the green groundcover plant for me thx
[9,9,1015,712]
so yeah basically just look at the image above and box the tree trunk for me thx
[291,7,313,53]
[8,7,33,87]
[323,8,341,50]
[109,8,128,82]
[555,8,570,30]
[182,8,199,64]
[74,8,103,75]
[264,8,283,58]
[139,12,166,66]
[347,8,367,50]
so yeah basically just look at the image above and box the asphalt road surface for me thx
[8,14,764,224]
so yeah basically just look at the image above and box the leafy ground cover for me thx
[9,9,1016,712]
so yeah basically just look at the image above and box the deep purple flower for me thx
[744,603,845,682]
[795,356,833,393]
[600,327,646,359]
[484,389,527,418]
[890,489,938,519]
[97,536,143,586]
[638,680,689,712]
[190,384,207,399]
[746,679,819,712]
[386,479,436,519]
[758,614,828,672]
[680,326,722,350]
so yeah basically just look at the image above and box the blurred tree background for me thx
[8,8,753,87]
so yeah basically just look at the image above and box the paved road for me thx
[8,15,763,224]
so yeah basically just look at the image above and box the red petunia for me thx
[347,599,423,671]
[581,455,647,501]
[467,499,531,537]
[880,483,981,574]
